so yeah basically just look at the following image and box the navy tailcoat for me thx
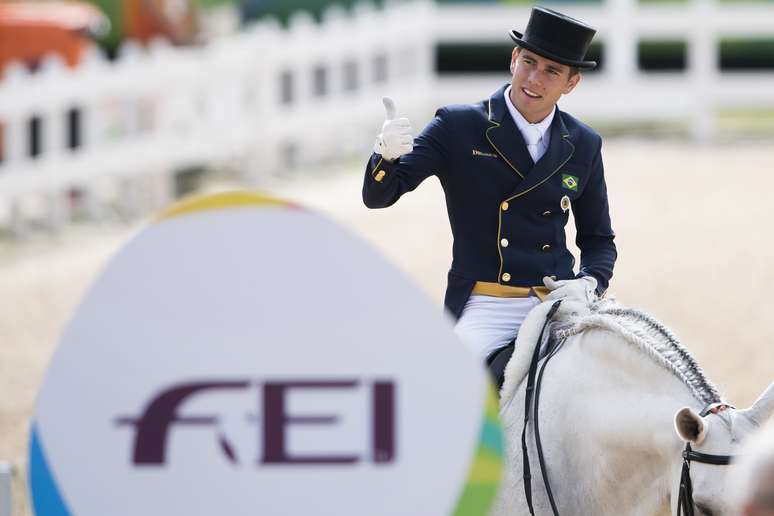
[362,84,617,319]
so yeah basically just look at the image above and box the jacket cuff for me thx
[369,154,399,183]
[576,271,606,297]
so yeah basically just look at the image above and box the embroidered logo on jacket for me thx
[472,149,499,158]
[561,174,579,191]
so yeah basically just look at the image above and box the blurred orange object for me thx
[0,1,107,74]
[123,0,198,46]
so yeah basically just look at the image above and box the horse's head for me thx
[671,382,774,516]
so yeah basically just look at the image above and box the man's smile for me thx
[521,87,542,99]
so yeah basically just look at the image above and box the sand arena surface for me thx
[0,140,772,480]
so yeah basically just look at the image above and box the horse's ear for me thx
[739,382,774,427]
[674,407,708,445]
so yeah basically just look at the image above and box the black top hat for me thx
[509,7,597,70]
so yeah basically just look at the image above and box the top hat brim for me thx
[510,30,597,70]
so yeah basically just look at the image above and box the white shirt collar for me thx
[504,85,555,141]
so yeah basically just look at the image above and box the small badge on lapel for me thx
[560,195,571,213]
[472,149,499,158]
[561,174,579,191]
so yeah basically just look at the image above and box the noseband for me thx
[676,404,735,516]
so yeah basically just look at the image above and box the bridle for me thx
[677,404,735,516]
[521,300,736,516]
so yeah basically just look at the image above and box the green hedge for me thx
[638,40,687,71]
[720,38,774,70]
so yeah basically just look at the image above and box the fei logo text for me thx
[116,378,396,466]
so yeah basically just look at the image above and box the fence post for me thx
[0,461,14,516]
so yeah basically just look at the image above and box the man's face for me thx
[509,47,581,123]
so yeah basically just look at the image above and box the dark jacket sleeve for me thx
[362,108,451,209]
[572,136,617,295]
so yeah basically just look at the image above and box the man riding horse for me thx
[362,6,617,384]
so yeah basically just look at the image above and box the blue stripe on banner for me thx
[29,425,72,516]
[480,419,504,456]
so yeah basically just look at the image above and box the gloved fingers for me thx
[542,276,564,291]
[555,299,591,318]
[383,134,412,148]
[545,290,566,302]
[382,122,412,136]
[383,122,411,133]
[392,117,411,127]
[382,97,396,121]
[374,138,400,160]
[374,102,414,159]
[582,275,598,290]
[382,137,412,150]
[386,124,412,135]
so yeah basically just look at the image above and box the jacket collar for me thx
[486,84,532,177]
[486,84,575,199]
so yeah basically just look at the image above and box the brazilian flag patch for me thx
[561,174,579,191]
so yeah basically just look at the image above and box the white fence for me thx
[432,0,774,141]
[0,1,434,230]
[1,0,773,231]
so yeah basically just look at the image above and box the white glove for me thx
[373,97,413,162]
[543,275,598,305]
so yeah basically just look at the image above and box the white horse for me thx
[491,299,774,516]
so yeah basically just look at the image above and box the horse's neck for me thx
[546,328,701,515]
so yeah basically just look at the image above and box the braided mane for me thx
[555,300,722,406]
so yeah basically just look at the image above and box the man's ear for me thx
[563,72,581,95]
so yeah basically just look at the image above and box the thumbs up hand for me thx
[373,97,413,162]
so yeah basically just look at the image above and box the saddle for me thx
[486,342,515,391]
[486,318,567,392]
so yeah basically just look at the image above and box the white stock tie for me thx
[524,125,542,163]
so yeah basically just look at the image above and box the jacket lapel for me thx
[507,110,575,199]
[484,85,533,179]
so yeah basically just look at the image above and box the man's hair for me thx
[513,46,581,79]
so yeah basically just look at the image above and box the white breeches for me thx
[454,294,541,361]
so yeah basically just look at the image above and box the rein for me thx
[676,405,734,516]
[521,300,563,516]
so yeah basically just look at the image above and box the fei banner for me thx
[29,191,502,516]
